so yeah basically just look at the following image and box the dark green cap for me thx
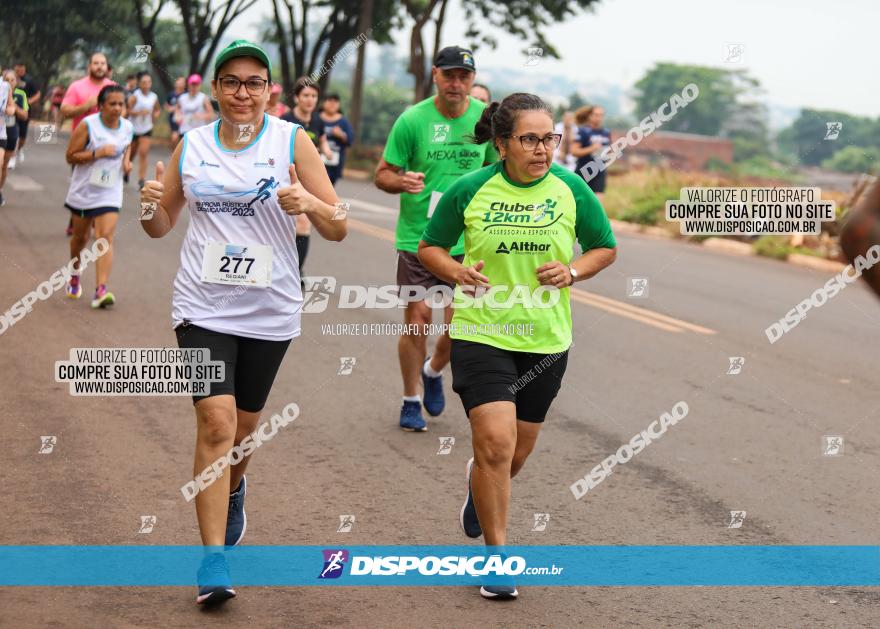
[214,40,272,78]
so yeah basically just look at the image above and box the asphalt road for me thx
[2,139,879,627]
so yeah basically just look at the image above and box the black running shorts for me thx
[450,339,569,423]
[175,322,291,412]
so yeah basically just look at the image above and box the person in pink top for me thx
[60,52,115,235]
[61,52,115,131]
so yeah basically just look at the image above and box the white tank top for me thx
[129,89,158,134]
[65,113,133,210]
[178,92,208,133]
[172,114,303,341]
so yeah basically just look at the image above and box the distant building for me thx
[610,129,733,171]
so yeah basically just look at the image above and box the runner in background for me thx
[2,71,27,196]
[123,74,137,103]
[49,85,65,130]
[60,52,115,235]
[374,46,494,432]
[470,83,491,105]
[571,105,610,201]
[282,77,333,279]
[165,76,185,148]
[0,71,17,206]
[175,74,215,136]
[318,93,353,186]
[266,83,289,118]
[554,110,577,171]
[63,84,132,308]
[127,72,160,189]
[13,62,40,165]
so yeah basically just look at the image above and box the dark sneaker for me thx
[123,172,129,184]
[460,457,482,538]
[480,584,518,600]
[138,179,145,190]
[225,476,247,548]
[196,553,236,605]
[399,399,427,432]
[421,356,445,416]
[90,285,115,309]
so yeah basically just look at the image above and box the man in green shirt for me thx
[375,46,496,432]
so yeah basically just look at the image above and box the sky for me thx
[240,0,880,118]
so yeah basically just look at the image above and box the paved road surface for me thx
[2,141,879,627]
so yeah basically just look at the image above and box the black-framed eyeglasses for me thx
[508,133,562,151]
[218,76,269,95]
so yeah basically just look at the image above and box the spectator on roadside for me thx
[470,83,491,104]
[571,105,611,201]
[319,93,354,186]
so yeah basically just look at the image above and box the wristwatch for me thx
[569,266,578,283]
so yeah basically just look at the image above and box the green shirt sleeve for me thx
[556,167,617,251]
[382,113,412,169]
[483,142,499,164]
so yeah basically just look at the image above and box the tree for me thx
[175,0,258,78]
[133,1,185,92]
[821,146,880,174]
[0,0,130,98]
[267,0,396,98]
[777,109,880,166]
[632,63,759,136]
[349,0,374,145]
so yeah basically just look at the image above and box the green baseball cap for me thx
[213,40,272,78]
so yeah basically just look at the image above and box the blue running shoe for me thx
[460,457,482,538]
[480,583,519,600]
[225,476,247,548]
[196,553,236,605]
[421,357,445,416]
[399,400,427,432]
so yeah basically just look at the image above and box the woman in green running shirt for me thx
[419,92,617,600]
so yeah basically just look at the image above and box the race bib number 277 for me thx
[201,242,272,287]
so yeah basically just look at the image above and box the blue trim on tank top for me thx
[289,123,302,164]
[212,113,269,153]
[179,134,188,178]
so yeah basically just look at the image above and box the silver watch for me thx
[569,266,578,282]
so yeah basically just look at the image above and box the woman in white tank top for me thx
[63,84,132,309]
[139,40,347,605]
[175,74,215,135]
[126,73,160,190]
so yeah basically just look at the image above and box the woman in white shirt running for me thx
[127,72,160,189]
[64,84,132,309]
[140,40,347,606]
[175,73,215,135]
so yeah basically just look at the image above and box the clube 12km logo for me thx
[317,549,530,579]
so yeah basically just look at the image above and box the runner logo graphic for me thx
[724,44,744,63]
[437,437,455,455]
[532,513,550,531]
[824,122,842,140]
[525,47,543,66]
[301,276,337,313]
[727,357,745,375]
[134,45,152,63]
[337,515,355,533]
[822,435,843,456]
[338,357,356,375]
[36,124,58,144]
[39,436,57,454]
[627,277,649,298]
[727,511,746,528]
[138,515,157,533]
[139,202,156,221]
[237,124,255,143]
[318,549,349,579]
[431,123,450,143]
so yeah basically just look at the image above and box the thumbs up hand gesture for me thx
[140,161,165,209]
[277,164,319,216]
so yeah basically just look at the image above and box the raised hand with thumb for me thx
[140,160,165,208]
[277,163,317,216]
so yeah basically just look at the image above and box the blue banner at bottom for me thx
[1,546,878,586]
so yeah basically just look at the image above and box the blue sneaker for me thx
[196,553,236,605]
[480,583,519,600]
[460,457,482,538]
[421,357,445,416]
[399,400,427,432]
[225,476,247,547]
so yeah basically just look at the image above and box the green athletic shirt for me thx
[422,161,617,354]
[383,96,495,256]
